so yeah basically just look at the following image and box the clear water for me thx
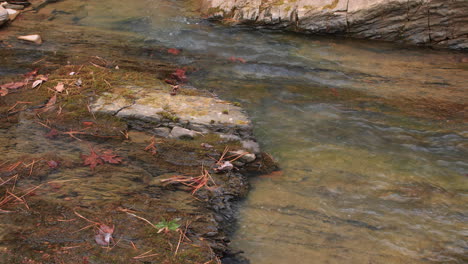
[4,0,468,263]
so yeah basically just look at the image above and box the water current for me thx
[2,0,467,263]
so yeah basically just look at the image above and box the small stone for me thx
[170,126,197,139]
[214,161,234,172]
[201,143,214,148]
[17,34,43,44]
[153,127,171,138]
[241,140,260,154]
[229,150,256,163]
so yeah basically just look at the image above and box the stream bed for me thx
[1,0,467,263]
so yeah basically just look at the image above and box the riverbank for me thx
[198,0,468,50]
[0,1,273,263]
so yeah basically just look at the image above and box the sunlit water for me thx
[3,0,468,263]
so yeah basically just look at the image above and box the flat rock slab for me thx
[91,86,253,138]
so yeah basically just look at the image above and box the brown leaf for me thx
[45,129,59,139]
[0,88,8,97]
[55,82,65,92]
[38,94,57,113]
[0,82,26,90]
[24,69,39,80]
[100,150,123,164]
[81,149,104,170]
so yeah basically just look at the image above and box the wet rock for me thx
[241,140,260,154]
[228,150,256,163]
[170,126,197,139]
[3,4,25,10]
[17,34,43,44]
[92,86,253,139]
[200,0,468,49]
[152,127,171,138]
[219,133,241,142]
[6,8,19,21]
[0,6,8,26]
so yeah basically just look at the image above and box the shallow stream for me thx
[2,0,467,263]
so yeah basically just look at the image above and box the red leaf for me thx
[47,160,59,169]
[228,56,246,63]
[164,78,177,85]
[82,121,94,127]
[100,150,123,164]
[24,69,39,80]
[171,68,187,83]
[167,48,181,55]
[81,147,123,169]
[81,148,104,170]
[0,82,26,90]
[45,129,59,139]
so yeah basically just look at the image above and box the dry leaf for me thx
[32,79,43,88]
[0,81,26,90]
[0,88,8,96]
[55,82,65,92]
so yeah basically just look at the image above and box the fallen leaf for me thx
[47,160,59,169]
[100,150,123,164]
[0,82,26,90]
[167,48,181,55]
[45,129,59,139]
[171,68,187,83]
[38,94,57,113]
[95,224,114,246]
[81,148,104,170]
[82,121,94,126]
[0,89,8,96]
[24,69,39,80]
[55,82,65,92]
[81,147,123,169]
[32,79,43,88]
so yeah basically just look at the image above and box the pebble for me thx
[17,34,43,44]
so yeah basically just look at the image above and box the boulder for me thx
[200,0,468,49]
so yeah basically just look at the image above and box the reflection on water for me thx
[3,0,468,263]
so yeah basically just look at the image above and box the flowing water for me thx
[2,0,468,263]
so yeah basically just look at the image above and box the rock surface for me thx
[200,0,468,49]
[0,6,8,26]
[91,86,253,139]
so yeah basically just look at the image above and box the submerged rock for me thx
[200,0,468,49]
[91,86,253,139]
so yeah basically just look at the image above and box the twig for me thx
[124,212,158,229]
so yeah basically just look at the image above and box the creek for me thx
[2,0,467,263]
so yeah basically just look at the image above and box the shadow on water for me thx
[1,0,467,263]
